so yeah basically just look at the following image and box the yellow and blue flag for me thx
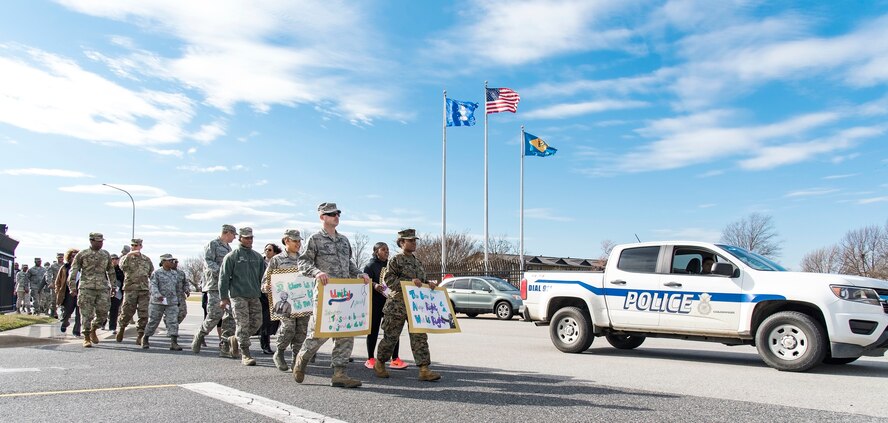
[524,132,556,157]
[446,98,479,127]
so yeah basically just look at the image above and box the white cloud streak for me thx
[59,184,168,197]
[1,168,94,178]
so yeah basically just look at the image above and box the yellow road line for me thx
[0,384,178,398]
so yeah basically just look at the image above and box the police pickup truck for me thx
[520,241,888,372]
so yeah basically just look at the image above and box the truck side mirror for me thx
[712,262,735,277]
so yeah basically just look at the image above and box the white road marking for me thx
[0,368,40,374]
[180,382,348,423]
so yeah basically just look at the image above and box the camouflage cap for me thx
[34,257,42,262]
[56,252,64,257]
[89,232,105,241]
[222,224,237,234]
[121,245,132,255]
[131,238,143,246]
[317,202,341,215]
[397,228,418,240]
[283,229,302,241]
[239,227,254,238]
[159,253,176,263]
[110,253,119,259]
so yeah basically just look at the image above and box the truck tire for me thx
[465,312,478,318]
[822,354,859,365]
[495,301,514,320]
[605,334,645,350]
[550,307,593,353]
[755,311,827,372]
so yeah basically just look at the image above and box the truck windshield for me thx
[716,244,787,271]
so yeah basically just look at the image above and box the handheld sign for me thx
[313,278,371,338]
[265,268,315,321]
[399,281,460,334]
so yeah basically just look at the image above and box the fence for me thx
[423,259,597,288]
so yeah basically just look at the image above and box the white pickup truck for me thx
[521,241,888,372]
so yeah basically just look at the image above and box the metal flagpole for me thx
[483,81,489,274]
[442,90,447,277]
[520,126,525,273]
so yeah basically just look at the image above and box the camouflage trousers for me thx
[78,288,110,334]
[231,297,263,351]
[44,289,56,316]
[377,298,430,367]
[16,291,29,311]
[276,315,310,354]
[30,289,43,313]
[198,290,235,338]
[145,303,179,337]
[177,295,188,323]
[296,313,354,368]
[118,290,150,334]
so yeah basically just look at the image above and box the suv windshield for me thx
[717,244,787,271]
[484,277,518,291]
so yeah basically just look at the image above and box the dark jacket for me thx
[363,257,388,305]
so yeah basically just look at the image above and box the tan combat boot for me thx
[293,354,308,383]
[89,328,100,344]
[115,326,126,342]
[241,350,256,366]
[83,337,92,348]
[136,332,144,346]
[273,349,288,371]
[229,336,240,358]
[331,367,362,388]
[170,336,183,351]
[418,365,441,382]
[141,336,150,349]
[373,360,390,378]
[191,331,205,353]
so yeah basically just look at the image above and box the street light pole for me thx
[103,183,135,239]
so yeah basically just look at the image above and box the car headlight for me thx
[830,285,881,306]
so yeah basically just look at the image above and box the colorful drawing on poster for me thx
[265,268,315,321]
[314,278,371,338]
[400,281,461,334]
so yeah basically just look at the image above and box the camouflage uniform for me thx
[219,242,266,355]
[45,261,63,316]
[144,268,184,338]
[15,270,30,312]
[376,252,431,367]
[67,247,114,336]
[195,236,236,352]
[265,250,311,363]
[176,269,190,323]
[118,251,154,336]
[295,229,362,368]
[27,265,46,313]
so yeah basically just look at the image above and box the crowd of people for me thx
[8,201,442,388]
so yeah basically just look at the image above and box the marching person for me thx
[55,249,81,336]
[172,259,190,324]
[192,224,237,357]
[108,254,124,334]
[363,242,406,370]
[219,227,266,366]
[258,243,282,355]
[292,202,370,388]
[68,232,115,348]
[15,264,30,314]
[263,229,311,372]
[116,239,154,345]
[27,258,46,314]
[374,229,441,382]
[45,255,63,318]
[142,254,185,351]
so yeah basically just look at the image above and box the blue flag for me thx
[446,98,479,127]
[524,132,556,157]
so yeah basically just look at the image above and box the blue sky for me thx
[1,0,886,270]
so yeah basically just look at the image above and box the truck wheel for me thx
[465,313,478,318]
[495,301,514,320]
[755,311,827,372]
[605,334,645,350]
[550,307,593,353]
[822,355,859,365]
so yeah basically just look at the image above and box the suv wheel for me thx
[495,301,514,320]
[755,311,827,372]
[549,307,593,353]
[605,334,645,350]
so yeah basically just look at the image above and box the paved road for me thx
[0,310,885,422]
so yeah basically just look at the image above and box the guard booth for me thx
[0,224,19,313]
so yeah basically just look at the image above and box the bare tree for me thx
[800,245,842,273]
[720,213,783,258]
[180,256,205,292]
[413,230,480,265]
[599,239,616,261]
[489,233,516,255]
[350,232,371,270]
[838,225,888,279]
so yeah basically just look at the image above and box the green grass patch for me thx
[0,314,57,332]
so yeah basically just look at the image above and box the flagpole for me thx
[442,90,447,278]
[483,80,489,275]
[520,125,525,274]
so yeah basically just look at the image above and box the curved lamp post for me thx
[103,183,135,239]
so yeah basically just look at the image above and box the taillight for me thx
[520,278,527,300]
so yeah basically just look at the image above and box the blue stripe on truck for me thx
[535,279,785,303]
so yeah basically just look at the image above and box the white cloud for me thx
[739,126,883,170]
[698,203,716,209]
[177,165,229,173]
[858,196,888,205]
[1,168,93,178]
[784,188,840,198]
[524,100,649,119]
[822,173,859,180]
[189,120,226,144]
[524,208,574,222]
[58,184,167,197]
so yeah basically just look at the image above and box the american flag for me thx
[486,87,520,114]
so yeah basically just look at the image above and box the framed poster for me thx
[400,281,460,334]
[265,268,315,321]
[313,278,371,338]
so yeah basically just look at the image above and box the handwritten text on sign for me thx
[314,279,371,338]
[400,282,461,334]
[266,270,315,320]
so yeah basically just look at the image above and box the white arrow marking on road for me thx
[180,382,348,423]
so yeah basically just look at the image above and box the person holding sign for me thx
[264,229,312,372]
[293,202,370,389]
[374,229,442,382]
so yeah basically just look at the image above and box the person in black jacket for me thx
[363,242,405,369]
[258,243,282,355]
[108,254,125,334]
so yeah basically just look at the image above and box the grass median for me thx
[0,314,58,332]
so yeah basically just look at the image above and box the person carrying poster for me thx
[263,229,312,372]
[373,228,442,382]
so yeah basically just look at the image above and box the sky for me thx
[1,0,887,271]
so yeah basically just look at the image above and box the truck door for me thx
[604,246,663,330]
[658,246,742,335]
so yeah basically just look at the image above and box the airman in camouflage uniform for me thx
[374,229,441,382]
[219,227,266,366]
[27,258,46,314]
[45,255,63,317]
[264,229,311,371]
[15,265,30,313]
[192,224,237,357]
[172,259,190,323]
[68,232,115,348]
[142,254,185,351]
[116,238,154,345]
[293,203,370,388]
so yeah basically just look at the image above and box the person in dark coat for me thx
[362,242,405,369]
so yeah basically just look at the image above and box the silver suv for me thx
[441,276,524,320]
